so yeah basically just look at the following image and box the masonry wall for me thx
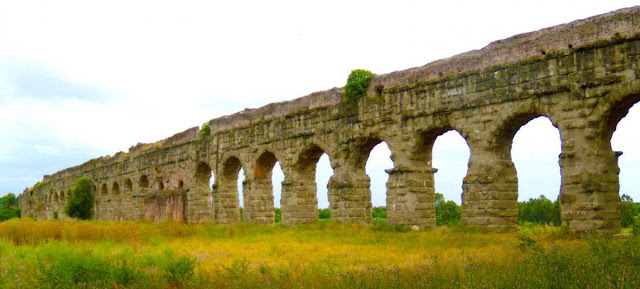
[18,7,640,234]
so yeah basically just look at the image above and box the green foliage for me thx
[161,250,196,284]
[620,195,638,228]
[318,208,330,220]
[435,193,461,226]
[372,207,387,219]
[518,195,561,226]
[0,193,20,221]
[274,208,281,223]
[343,69,374,103]
[200,122,211,137]
[370,218,412,233]
[65,177,95,220]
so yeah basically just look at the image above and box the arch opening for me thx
[255,151,282,223]
[432,130,470,205]
[611,101,640,227]
[364,141,392,217]
[112,182,121,195]
[511,116,562,226]
[196,162,212,187]
[100,184,108,195]
[296,145,332,221]
[139,175,149,189]
[124,179,133,192]
[222,157,245,222]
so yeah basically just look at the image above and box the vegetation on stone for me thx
[64,177,95,220]
[343,69,374,103]
[200,122,210,137]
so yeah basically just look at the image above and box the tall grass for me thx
[0,219,638,288]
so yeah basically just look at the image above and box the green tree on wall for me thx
[65,177,95,220]
[0,193,20,221]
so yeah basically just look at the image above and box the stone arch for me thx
[100,184,108,195]
[124,179,133,192]
[282,143,334,225]
[246,151,280,224]
[52,192,58,203]
[330,136,397,224]
[610,94,640,203]
[510,116,562,203]
[414,126,469,166]
[112,182,121,195]
[217,156,246,223]
[493,112,561,159]
[139,175,150,189]
[603,92,640,146]
[195,162,212,187]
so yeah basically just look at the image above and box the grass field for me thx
[0,219,638,288]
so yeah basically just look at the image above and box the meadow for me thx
[0,219,638,289]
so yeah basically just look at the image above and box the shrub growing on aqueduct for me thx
[65,177,95,220]
[344,69,374,103]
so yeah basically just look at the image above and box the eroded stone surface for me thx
[17,7,640,234]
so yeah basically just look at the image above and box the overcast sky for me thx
[1,1,639,207]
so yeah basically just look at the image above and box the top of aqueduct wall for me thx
[33,6,640,189]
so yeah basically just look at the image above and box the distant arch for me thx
[195,162,213,187]
[100,184,108,195]
[139,175,149,189]
[124,179,133,192]
[112,182,120,195]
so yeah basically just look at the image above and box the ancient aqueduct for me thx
[17,7,640,234]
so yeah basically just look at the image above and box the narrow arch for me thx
[195,162,212,187]
[124,179,133,192]
[511,116,562,225]
[344,137,394,224]
[610,97,640,222]
[100,184,108,195]
[220,156,245,223]
[252,151,279,224]
[365,142,392,212]
[289,144,333,224]
[52,192,59,203]
[139,175,149,189]
[511,116,562,201]
[112,182,121,195]
[432,130,470,205]
[413,127,470,228]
